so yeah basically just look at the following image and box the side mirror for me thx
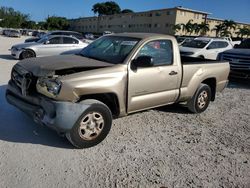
[206,46,211,50]
[132,56,154,67]
[44,40,50,45]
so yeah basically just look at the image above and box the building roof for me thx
[207,17,250,26]
[70,6,211,21]
[110,32,171,39]
[174,6,211,15]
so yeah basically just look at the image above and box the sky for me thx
[1,0,250,23]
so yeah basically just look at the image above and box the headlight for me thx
[37,77,62,97]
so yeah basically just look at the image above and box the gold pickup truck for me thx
[6,33,230,148]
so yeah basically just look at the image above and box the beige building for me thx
[69,6,250,37]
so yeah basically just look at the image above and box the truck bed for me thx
[181,56,225,64]
[178,56,230,102]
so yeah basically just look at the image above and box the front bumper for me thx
[230,70,250,80]
[11,48,22,59]
[6,80,90,133]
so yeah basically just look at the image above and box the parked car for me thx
[180,37,233,60]
[11,35,88,59]
[103,31,113,35]
[25,30,84,43]
[85,33,95,39]
[6,33,230,148]
[32,30,40,37]
[37,31,46,38]
[177,36,194,45]
[6,30,21,37]
[222,37,241,46]
[218,38,250,79]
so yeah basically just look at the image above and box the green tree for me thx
[172,24,182,34]
[235,27,250,38]
[199,22,210,35]
[121,9,134,14]
[212,24,224,37]
[92,1,121,16]
[44,16,69,30]
[0,6,30,28]
[193,23,201,35]
[181,20,194,35]
[221,20,236,37]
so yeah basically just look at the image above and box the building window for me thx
[155,12,161,16]
[194,13,199,19]
[167,11,173,15]
[165,23,169,27]
[180,11,186,16]
[148,13,152,17]
[154,23,160,28]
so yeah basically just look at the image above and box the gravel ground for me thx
[0,35,249,188]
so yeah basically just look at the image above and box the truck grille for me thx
[11,65,34,96]
[222,53,250,70]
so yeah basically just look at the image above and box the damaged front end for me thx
[5,64,91,133]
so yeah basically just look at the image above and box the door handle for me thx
[169,71,178,75]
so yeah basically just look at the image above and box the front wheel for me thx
[187,84,211,113]
[66,99,112,148]
[20,50,36,59]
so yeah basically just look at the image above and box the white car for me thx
[180,37,233,60]
[222,37,241,46]
[11,35,89,59]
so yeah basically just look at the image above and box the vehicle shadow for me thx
[155,103,191,114]
[0,54,15,60]
[228,79,250,89]
[0,85,74,149]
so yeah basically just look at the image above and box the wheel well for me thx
[20,49,36,59]
[79,93,120,117]
[202,78,216,101]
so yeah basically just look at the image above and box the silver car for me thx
[11,35,88,59]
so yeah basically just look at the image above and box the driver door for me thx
[36,36,62,57]
[127,40,180,113]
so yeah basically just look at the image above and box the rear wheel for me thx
[187,84,211,113]
[66,99,112,148]
[20,50,36,59]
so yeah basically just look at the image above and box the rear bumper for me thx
[6,80,89,133]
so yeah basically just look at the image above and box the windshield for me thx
[80,36,140,64]
[234,39,250,49]
[182,39,210,48]
[37,37,48,43]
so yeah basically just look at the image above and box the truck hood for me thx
[222,48,250,56]
[17,55,114,77]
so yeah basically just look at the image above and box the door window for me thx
[63,37,79,44]
[48,37,61,44]
[208,41,229,49]
[136,40,173,65]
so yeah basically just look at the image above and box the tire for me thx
[20,50,36,59]
[66,99,112,148]
[187,84,211,113]
[199,55,205,59]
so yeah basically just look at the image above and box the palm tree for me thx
[172,24,182,34]
[193,23,201,35]
[221,20,236,37]
[199,22,210,36]
[181,20,194,35]
[235,27,250,38]
[223,20,236,30]
[212,24,224,37]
